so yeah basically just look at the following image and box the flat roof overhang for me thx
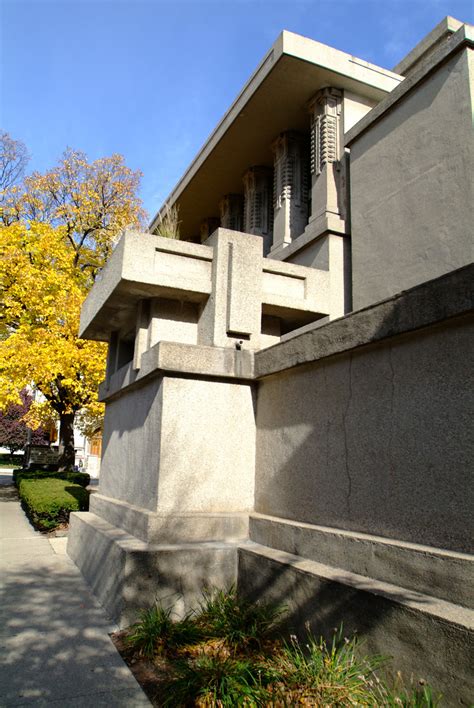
[150,31,403,239]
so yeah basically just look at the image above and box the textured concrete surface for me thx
[0,483,150,707]
[255,314,474,553]
[348,27,474,309]
[99,374,256,518]
[250,513,474,608]
[90,493,249,544]
[68,512,238,628]
[238,543,474,706]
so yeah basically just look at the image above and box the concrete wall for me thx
[254,315,473,553]
[99,373,256,515]
[349,46,474,310]
[100,377,163,511]
[156,376,256,513]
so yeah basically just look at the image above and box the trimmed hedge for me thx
[13,468,90,488]
[18,477,89,531]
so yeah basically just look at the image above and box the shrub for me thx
[18,477,89,530]
[13,467,90,488]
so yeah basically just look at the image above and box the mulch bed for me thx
[111,630,173,706]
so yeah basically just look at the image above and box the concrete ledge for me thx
[67,512,239,628]
[238,543,474,704]
[250,513,474,608]
[99,343,256,402]
[346,23,473,147]
[90,493,250,544]
[393,16,464,75]
[255,263,474,378]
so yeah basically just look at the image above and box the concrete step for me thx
[238,541,474,706]
[249,513,474,608]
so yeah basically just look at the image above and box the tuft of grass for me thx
[127,605,201,658]
[154,202,180,239]
[196,586,285,650]
[162,653,275,707]
[274,626,388,706]
[384,675,441,707]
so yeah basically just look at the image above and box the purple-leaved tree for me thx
[0,390,49,456]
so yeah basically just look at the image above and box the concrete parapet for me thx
[346,24,474,310]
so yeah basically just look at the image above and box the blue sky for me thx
[1,0,472,221]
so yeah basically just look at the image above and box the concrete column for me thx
[132,299,150,370]
[243,166,273,256]
[271,132,309,253]
[105,331,119,387]
[219,194,244,231]
[308,87,344,231]
[198,229,262,349]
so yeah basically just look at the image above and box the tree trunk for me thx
[58,412,76,470]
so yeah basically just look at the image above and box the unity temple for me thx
[68,17,474,703]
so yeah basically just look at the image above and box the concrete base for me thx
[67,512,238,628]
[90,493,249,544]
[250,513,474,608]
[238,542,474,705]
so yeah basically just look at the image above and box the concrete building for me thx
[68,18,474,703]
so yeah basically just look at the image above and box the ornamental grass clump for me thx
[274,627,387,706]
[119,590,440,707]
[196,586,285,650]
[162,654,276,707]
[127,605,202,658]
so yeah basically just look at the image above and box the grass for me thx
[196,586,285,649]
[121,590,440,707]
[154,202,180,239]
[127,605,201,658]
[18,477,89,530]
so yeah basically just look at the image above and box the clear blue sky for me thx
[1,0,472,221]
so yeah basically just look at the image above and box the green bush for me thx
[13,467,90,488]
[18,477,89,530]
[0,452,24,467]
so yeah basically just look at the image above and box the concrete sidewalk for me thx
[0,474,150,707]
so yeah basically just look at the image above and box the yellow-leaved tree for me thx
[0,140,146,468]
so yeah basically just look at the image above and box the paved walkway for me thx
[0,471,150,707]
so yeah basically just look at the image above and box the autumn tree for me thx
[0,147,146,468]
[0,389,49,455]
[0,131,29,225]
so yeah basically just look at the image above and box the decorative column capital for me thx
[308,87,343,176]
[219,194,244,232]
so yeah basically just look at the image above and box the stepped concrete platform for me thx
[67,512,239,628]
[250,513,474,608]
